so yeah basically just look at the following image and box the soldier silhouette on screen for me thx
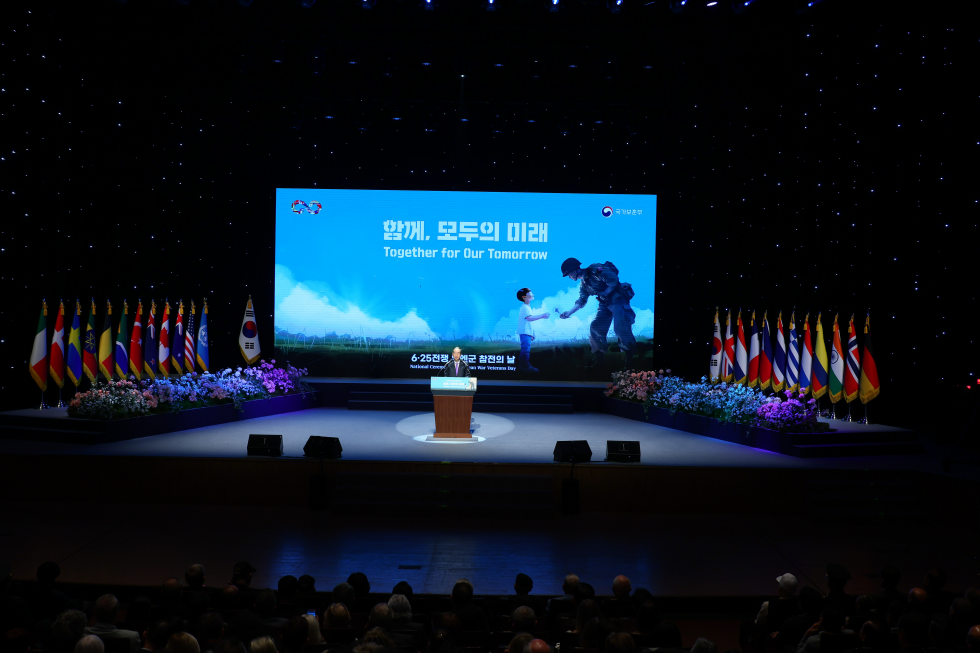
[558,258,636,369]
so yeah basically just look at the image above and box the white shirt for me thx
[519,303,534,336]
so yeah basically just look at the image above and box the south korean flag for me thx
[239,297,262,365]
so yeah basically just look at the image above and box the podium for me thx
[431,376,478,438]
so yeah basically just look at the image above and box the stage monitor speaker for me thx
[303,436,343,459]
[247,434,283,457]
[553,440,593,463]
[606,440,641,463]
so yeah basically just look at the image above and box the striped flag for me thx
[66,300,84,387]
[772,312,787,393]
[144,300,158,380]
[786,312,800,393]
[844,314,861,403]
[709,308,723,383]
[759,311,773,391]
[196,299,209,372]
[82,300,98,383]
[239,296,262,365]
[733,310,748,385]
[49,301,66,389]
[98,301,114,381]
[114,301,130,379]
[799,313,813,396]
[29,301,48,391]
[859,314,880,404]
[747,311,761,388]
[170,301,185,375]
[812,313,830,399]
[829,314,845,403]
[128,300,143,381]
[184,300,196,373]
[158,301,171,378]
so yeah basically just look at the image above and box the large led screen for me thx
[275,189,656,379]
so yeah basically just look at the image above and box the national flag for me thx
[66,300,84,387]
[82,300,98,383]
[733,310,748,385]
[799,313,813,396]
[114,301,130,379]
[170,301,185,375]
[49,301,66,389]
[158,301,171,378]
[144,300,158,380]
[710,307,723,383]
[829,314,846,403]
[98,301,114,381]
[129,300,143,380]
[29,301,48,391]
[811,313,830,399]
[184,300,196,373]
[759,311,773,391]
[747,311,761,388]
[772,312,787,393]
[239,296,262,364]
[844,314,861,403]
[859,314,880,404]
[786,312,800,393]
[196,299,209,372]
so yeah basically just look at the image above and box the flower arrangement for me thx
[68,360,311,420]
[606,370,820,431]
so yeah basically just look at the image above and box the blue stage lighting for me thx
[362,0,376,7]
[485,0,495,10]
[607,0,623,12]
[550,0,559,11]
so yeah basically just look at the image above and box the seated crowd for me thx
[2,560,978,653]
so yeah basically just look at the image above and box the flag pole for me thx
[39,391,47,410]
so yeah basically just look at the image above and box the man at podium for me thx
[439,347,471,377]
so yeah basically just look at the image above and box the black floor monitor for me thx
[247,434,283,457]
[606,440,641,462]
[303,436,343,459]
[554,440,593,463]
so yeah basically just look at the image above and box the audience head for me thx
[777,573,798,597]
[574,583,596,604]
[452,580,474,607]
[575,599,601,633]
[859,621,883,649]
[582,618,614,650]
[227,611,263,644]
[389,594,412,622]
[908,588,928,613]
[898,611,930,649]
[254,589,277,617]
[368,603,395,632]
[219,584,240,609]
[508,633,534,653]
[298,575,316,595]
[798,587,823,615]
[160,577,183,607]
[305,614,324,645]
[93,594,121,624]
[128,596,152,622]
[215,638,246,653]
[282,615,310,652]
[690,638,717,653]
[635,601,660,633]
[854,594,875,618]
[511,606,537,633]
[612,576,631,600]
[231,561,256,586]
[523,639,551,653]
[951,597,974,631]
[929,614,953,649]
[278,575,299,600]
[250,637,277,653]
[562,574,580,596]
[826,563,852,592]
[432,613,462,639]
[362,627,395,650]
[967,626,980,653]
[881,566,901,591]
[887,601,907,628]
[185,592,210,622]
[197,613,225,641]
[325,603,352,629]
[515,573,534,595]
[631,588,653,608]
[145,620,174,651]
[393,581,414,603]
[185,564,206,589]
[167,632,201,653]
[74,635,105,653]
[37,561,61,585]
[820,607,845,633]
[605,632,635,653]
[924,568,947,594]
[347,572,371,598]
[333,583,355,608]
[50,609,87,650]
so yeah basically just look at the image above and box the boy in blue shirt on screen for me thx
[517,288,550,373]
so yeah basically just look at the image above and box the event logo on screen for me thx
[291,200,322,214]
[601,206,613,217]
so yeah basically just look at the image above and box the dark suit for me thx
[440,358,471,377]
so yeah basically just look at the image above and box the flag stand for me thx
[844,403,852,422]
[56,387,64,409]
[860,403,870,425]
[38,391,48,410]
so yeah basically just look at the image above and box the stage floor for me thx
[0,406,959,474]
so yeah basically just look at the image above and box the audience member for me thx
[227,611,265,646]
[1,561,32,635]
[966,589,980,615]
[393,583,414,604]
[141,620,174,653]
[84,594,142,653]
[849,620,886,653]
[876,568,903,612]
[50,609,88,651]
[847,595,878,633]
[149,578,185,621]
[213,638,246,653]
[196,613,226,653]
[306,614,325,646]
[523,639,550,653]
[255,590,289,634]
[428,629,456,653]
[777,587,826,651]
[167,633,201,653]
[928,614,955,653]
[28,561,74,624]
[353,644,386,653]
[908,589,929,614]
[185,565,208,592]
[333,584,355,611]
[507,633,534,653]
[348,574,371,599]
[217,586,240,610]
[185,592,211,626]
[897,612,930,652]
[230,562,258,608]
[324,603,352,630]
[757,574,801,634]
[605,632,635,653]
[511,606,537,634]
[278,576,300,617]
[924,570,953,616]
[633,600,682,648]
[250,637,277,653]
[298,576,317,596]
[75,635,106,653]
[362,627,395,651]
[967,626,980,653]
[547,575,580,619]
[367,603,417,650]
[950,598,975,643]
[602,576,634,618]
[509,574,546,616]
[574,584,597,606]
[826,564,856,617]
[581,617,614,650]
[450,580,489,632]
[390,595,425,650]
[572,600,601,635]
[797,606,853,653]
[690,638,717,653]
[282,615,310,653]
